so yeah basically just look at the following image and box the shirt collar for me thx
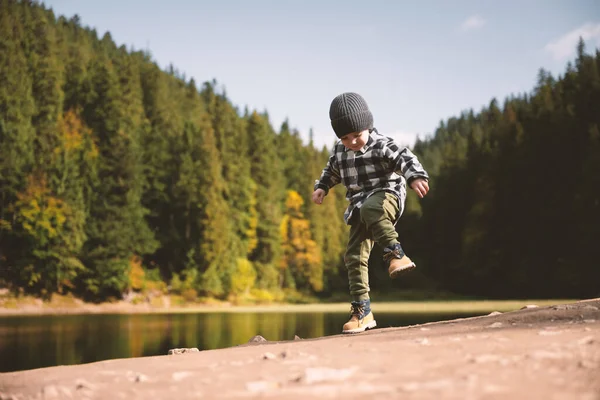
[344,132,374,153]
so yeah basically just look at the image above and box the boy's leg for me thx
[359,191,416,278]
[341,212,377,333]
[344,213,373,302]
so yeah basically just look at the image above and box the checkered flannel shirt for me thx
[314,129,429,224]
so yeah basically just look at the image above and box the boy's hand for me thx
[410,178,429,198]
[312,189,326,205]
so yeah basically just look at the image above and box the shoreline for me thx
[0,298,578,317]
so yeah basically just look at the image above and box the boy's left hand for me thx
[410,178,429,198]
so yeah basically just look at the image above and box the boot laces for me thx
[383,248,402,262]
[350,304,366,320]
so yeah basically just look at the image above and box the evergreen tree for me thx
[0,1,37,289]
[246,111,285,289]
[79,54,157,298]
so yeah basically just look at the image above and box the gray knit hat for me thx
[329,92,374,138]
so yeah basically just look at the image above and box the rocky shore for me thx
[0,299,598,399]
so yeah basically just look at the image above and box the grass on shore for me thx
[0,290,577,316]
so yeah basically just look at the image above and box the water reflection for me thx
[0,311,477,372]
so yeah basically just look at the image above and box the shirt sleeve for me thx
[383,139,429,183]
[314,147,342,195]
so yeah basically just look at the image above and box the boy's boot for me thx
[342,299,377,334]
[384,243,416,279]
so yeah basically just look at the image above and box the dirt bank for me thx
[0,299,598,400]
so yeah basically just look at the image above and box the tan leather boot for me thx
[388,255,416,278]
[383,243,416,279]
[342,300,377,334]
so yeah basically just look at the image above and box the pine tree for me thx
[79,53,157,298]
[0,1,36,289]
[246,111,285,289]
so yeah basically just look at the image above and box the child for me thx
[312,92,430,334]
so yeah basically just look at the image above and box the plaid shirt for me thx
[314,129,429,224]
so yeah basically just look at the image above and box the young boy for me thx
[312,92,430,334]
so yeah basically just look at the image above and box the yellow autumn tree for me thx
[128,256,145,291]
[10,175,85,295]
[230,258,257,295]
[280,190,323,292]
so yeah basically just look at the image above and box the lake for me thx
[0,309,481,372]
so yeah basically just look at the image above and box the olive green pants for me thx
[345,191,401,302]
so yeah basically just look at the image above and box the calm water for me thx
[0,311,479,372]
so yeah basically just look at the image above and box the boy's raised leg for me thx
[360,191,416,278]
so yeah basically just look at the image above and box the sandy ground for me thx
[0,299,598,400]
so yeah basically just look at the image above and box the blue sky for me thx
[44,0,600,149]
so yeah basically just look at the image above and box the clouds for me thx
[460,15,486,32]
[545,22,600,60]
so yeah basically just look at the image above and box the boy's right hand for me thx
[312,189,326,205]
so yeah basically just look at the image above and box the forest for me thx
[1,1,598,303]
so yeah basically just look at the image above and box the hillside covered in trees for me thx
[1,1,598,302]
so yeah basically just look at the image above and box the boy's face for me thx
[340,129,369,152]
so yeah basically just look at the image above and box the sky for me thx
[44,0,600,150]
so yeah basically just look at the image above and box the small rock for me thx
[520,305,538,310]
[280,350,288,358]
[248,335,267,343]
[420,327,431,331]
[400,379,453,392]
[488,322,503,328]
[294,335,302,340]
[529,350,570,360]
[58,387,72,398]
[470,354,502,364]
[262,352,276,360]
[246,380,278,393]
[135,374,149,383]
[582,305,599,311]
[577,336,595,345]
[303,367,358,384]
[553,304,576,310]
[172,371,193,382]
[538,330,562,336]
[578,360,597,369]
[483,384,508,394]
[42,385,59,399]
[168,347,199,355]
[583,319,596,324]
[75,379,95,391]
[488,311,502,316]
[414,338,430,345]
